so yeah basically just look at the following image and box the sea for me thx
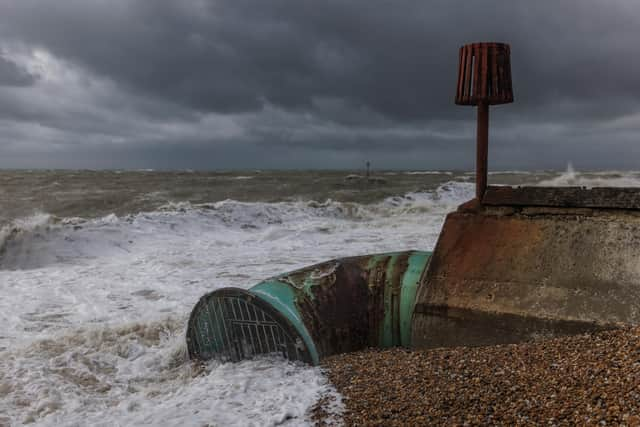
[1,166,637,426]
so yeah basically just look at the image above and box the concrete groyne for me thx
[412,186,640,348]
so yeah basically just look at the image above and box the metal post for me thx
[476,102,489,199]
[455,42,512,201]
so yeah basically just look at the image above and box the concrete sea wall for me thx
[412,186,640,348]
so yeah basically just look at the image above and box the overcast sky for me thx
[0,1,639,170]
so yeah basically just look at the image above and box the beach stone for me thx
[316,326,640,426]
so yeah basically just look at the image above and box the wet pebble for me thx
[318,327,640,426]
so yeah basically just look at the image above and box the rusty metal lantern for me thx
[455,42,513,199]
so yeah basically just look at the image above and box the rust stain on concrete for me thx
[412,188,640,349]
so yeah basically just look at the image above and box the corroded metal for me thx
[271,251,429,358]
[455,42,514,200]
[476,102,489,199]
[186,288,313,364]
[455,43,513,106]
[187,250,431,365]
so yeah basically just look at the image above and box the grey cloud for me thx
[0,0,640,169]
[0,55,37,86]
[7,0,638,120]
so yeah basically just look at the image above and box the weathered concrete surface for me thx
[412,189,640,349]
[483,185,640,209]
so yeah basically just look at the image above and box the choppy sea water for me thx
[1,166,638,426]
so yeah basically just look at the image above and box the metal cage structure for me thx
[455,42,513,106]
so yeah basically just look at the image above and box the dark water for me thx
[0,169,565,225]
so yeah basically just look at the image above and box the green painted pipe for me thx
[186,250,431,365]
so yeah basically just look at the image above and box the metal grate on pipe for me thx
[186,288,312,364]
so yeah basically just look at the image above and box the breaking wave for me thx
[0,181,474,271]
[0,213,130,271]
[0,179,469,425]
[5,170,640,425]
[0,213,56,253]
[0,319,341,426]
[537,163,640,188]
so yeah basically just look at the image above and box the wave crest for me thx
[0,181,474,270]
[0,213,57,258]
[537,164,640,188]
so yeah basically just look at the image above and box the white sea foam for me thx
[537,164,640,188]
[0,212,55,248]
[7,171,640,425]
[0,181,474,425]
[0,320,341,426]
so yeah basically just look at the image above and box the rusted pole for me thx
[476,101,489,199]
[455,42,513,201]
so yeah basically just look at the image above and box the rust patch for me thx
[295,261,370,357]
[367,256,390,345]
[455,42,514,199]
[390,252,410,345]
[293,254,415,358]
[413,200,640,349]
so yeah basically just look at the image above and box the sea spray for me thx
[1,170,637,425]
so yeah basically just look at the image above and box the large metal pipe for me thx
[186,250,431,365]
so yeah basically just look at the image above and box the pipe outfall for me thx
[187,251,431,365]
[187,42,640,365]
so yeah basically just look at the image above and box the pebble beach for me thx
[318,326,640,426]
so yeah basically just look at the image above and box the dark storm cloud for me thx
[0,55,37,87]
[0,0,639,169]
